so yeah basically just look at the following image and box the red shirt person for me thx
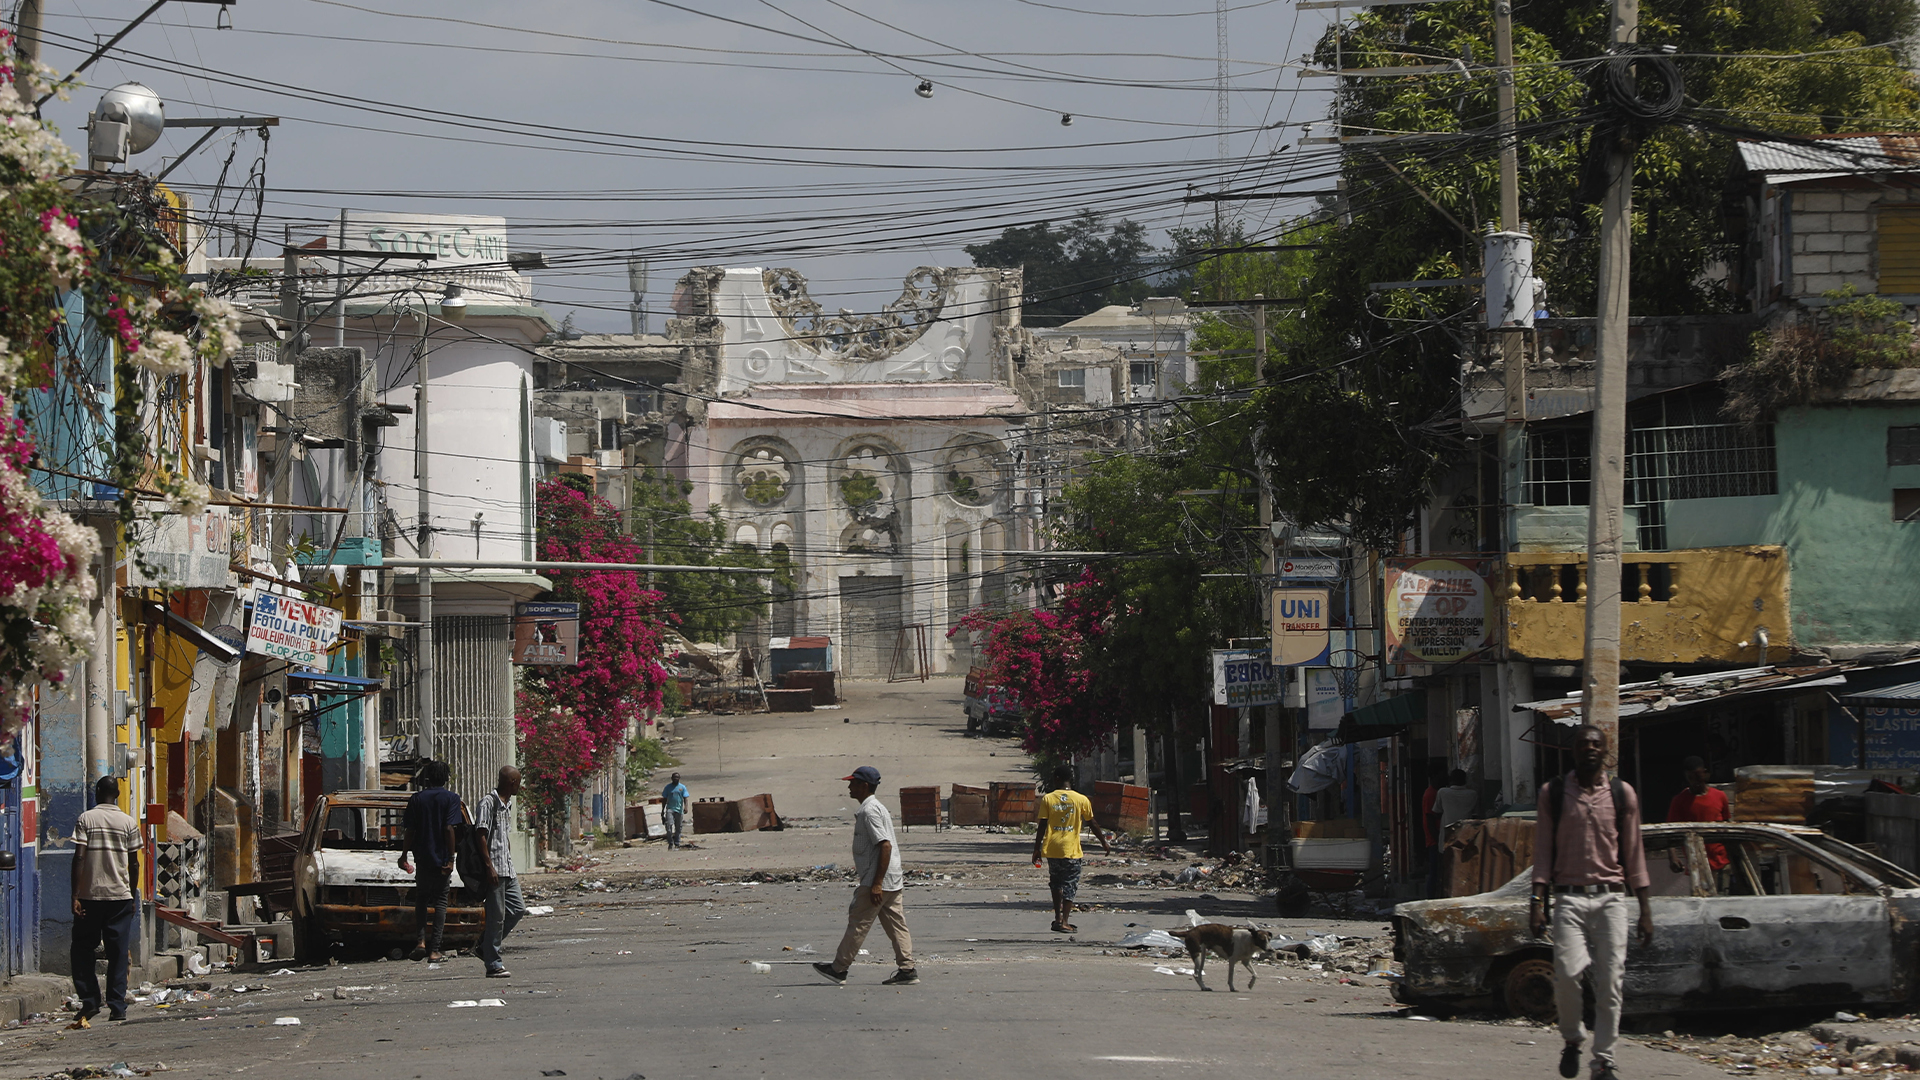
[1666,756,1730,870]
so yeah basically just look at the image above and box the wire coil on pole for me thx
[1600,51,1685,124]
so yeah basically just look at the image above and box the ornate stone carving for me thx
[763,266,953,362]
[941,441,1001,507]
[735,447,792,506]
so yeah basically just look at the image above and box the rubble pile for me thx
[1647,1018,1920,1074]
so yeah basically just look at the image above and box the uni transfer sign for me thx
[1385,558,1497,664]
[1270,589,1331,667]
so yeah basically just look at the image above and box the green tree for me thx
[965,209,1155,325]
[1253,0,1920,545]
[627,469,775,642]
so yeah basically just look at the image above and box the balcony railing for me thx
[1503,547,1788,664]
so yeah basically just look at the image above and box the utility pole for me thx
[1493,0,1520,231]
[416,319,436,762]
[1581,0,1640,747]
[1254,297,1287,865]
[12,0,41,76]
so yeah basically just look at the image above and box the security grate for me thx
[1890,426,1920,466]
[1628,422,1777,503]
[1525,427,1591,507]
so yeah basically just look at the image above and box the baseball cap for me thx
[842,765,882,785]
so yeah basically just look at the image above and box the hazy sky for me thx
[32,0,1336,332]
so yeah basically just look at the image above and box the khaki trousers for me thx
[1552,891,1629,1068]
[833,888,913,971]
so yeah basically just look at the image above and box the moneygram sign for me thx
[1385,557,1497,664]
[245,593,344,670]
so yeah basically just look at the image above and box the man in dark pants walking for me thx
[398,760,463,963]
[69,776,141,1027]
[474,765,525,978]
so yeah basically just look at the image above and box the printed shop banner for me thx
[245,593,344,670]
[1384,557,1497,664]
[512,601,581,666]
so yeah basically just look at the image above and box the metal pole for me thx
[416,316,436,762]
[335,209,347,348]
[1493,0,1521,232]
[1255,297,1285,859]
[1581,0,1639,747]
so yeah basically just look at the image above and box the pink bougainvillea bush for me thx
[0,37,242,730]
[516,475,672,833]
[950,568,1119,758]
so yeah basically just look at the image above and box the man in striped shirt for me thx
[69,776,141,1027]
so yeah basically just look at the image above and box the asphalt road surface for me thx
[0,680,1730,1079]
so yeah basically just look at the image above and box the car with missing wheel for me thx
[963,659,1024,737]
[1390,821,1920,1019]
[291,789,485,962]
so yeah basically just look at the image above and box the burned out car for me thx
[291,790,484,962]
[1391,822,1920,1019]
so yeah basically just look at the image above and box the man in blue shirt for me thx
[661,772,689,849]
[399,760,464,963]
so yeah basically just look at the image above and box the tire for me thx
[1274,876,1313,918]
[292,913,328,966]
[1503,956,1558,1021]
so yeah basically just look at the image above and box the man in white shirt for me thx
[815,766,918,986]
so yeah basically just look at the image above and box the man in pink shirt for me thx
[1530,725,1653,1080]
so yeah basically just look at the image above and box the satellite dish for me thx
[96,83,165,154]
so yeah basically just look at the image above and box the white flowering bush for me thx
[0,34,239,730]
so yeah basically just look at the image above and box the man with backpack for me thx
[398,760,464,964]
[1530,724,1653,1080]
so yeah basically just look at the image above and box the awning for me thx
[1517,665,1849,725]
[1344,690,1427,732]
[1843,680,1920,705]
[287,672,382,695]
[141,601,241,665]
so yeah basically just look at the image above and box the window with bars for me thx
[1890,426,1920,466]
[1627,418,1777,504]
[1525,427,1591,507]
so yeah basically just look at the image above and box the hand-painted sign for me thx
[1212,649,1281,707]
[513,602,581,666]
[1271,588,1331,666]
[1385,557,1497,664]
[245,593,344,670]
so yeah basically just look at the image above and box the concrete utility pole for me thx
[12,0,41,74]
[1493,0,1521,232]
[1581,0,1640,746]
[1255,297,1286,863]
[415,322,436,762]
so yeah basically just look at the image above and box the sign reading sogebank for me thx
[345,212,508,267]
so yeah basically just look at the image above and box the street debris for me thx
[525,905,556,916]
[747,962,772,973]
[271,1017,300,1026]
[1643,1018,1920,1074]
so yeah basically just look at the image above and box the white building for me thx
[679,266,1030,676]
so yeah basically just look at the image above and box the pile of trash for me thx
[33,1065,168,1079]
[743,866,855,884]
[1086,857,1266,892]
[1109,912,1395,980]
[1645,1016,1920,1074]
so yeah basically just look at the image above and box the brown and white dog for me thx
[1170,923,1273,992]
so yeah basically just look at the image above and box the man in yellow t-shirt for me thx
[1031,767,1110,934]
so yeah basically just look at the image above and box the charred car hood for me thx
[311,849,468,889]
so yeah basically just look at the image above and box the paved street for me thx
[0,680,1727,1080]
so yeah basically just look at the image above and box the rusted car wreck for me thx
[292,790,485,962]
[1392,822,1920,1018]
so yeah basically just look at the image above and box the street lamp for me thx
[438,283,468,322]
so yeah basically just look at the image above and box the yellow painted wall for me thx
[1504,546,1791,664]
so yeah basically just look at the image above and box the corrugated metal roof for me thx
[1516,665,1849,724]
[1842,679,1920,704]
[1738,135,1920,178]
